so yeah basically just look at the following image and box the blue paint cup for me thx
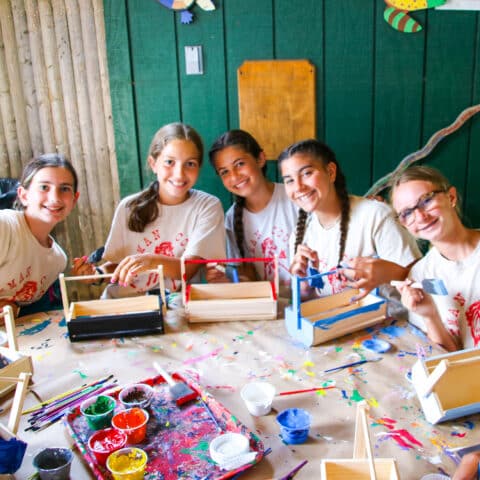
[276,408,311,444]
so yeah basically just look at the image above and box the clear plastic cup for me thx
[276,408,311,444]
[112,407,149,444]
[106,447,148,480]
[80,395,116,430]
[240,382,275,416]
[33,447,73,480]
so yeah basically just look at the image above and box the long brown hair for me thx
[278,139,351,266]
[127,122,204,232]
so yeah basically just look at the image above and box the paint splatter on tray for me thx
[65,374,264,479]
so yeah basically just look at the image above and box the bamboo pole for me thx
[11,0,43,157]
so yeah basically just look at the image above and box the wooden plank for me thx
[128,0,181,188]
[372,8,425,190]
[422,10,476,193]
[238,60,316,161]
[104,0,141,197]
[176,5,229,209]
[324,0,374,195]
[275,0,325,143]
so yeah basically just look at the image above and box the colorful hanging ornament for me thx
[156,0,216,24]
[383,0,446,32]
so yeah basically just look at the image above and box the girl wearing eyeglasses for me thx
[390,165,480,351]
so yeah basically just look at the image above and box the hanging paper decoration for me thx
[365,104,480,197]
[383,0,446,32]
[157,0,216,24]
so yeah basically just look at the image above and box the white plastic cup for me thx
[240,382,275,416]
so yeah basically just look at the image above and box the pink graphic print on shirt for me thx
[466,300,480,346]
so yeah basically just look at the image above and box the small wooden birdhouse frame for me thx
[321,401,400,479]
[285,271,386,347]
[181,257,278,322]
[411,346,480,424]
[0,306,33,398]
[59,267,166,341]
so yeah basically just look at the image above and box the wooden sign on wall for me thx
[238,59,316,160]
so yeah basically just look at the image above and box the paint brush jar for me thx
[33,447,73,480]
[80,395,116,431]
[119,383,154,410]
[106,447,148,480]
[112,407,149,445]
[276,408,311,444]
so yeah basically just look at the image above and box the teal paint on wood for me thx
[176,6,230,210]
[275,0,324,141]
[128,0,181,187]
[373,9,425,185]
[422,10,476,194]
[324,0,375,195]
[104,0,141,197]
[224,2,274,131]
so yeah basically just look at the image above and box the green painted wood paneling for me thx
[104,0,140,197]
[373,8,425,190]
[422,10,477,193]
[176,6,230,209]
[128,0,181,187]
[324,0,375,195]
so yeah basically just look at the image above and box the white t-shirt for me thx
[102,189,226,296]
[408,240,480,349]
[225,183,298,293]
[289,195,421,296]
[0,210,67,305]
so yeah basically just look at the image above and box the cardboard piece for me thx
[411,346,480,424]
[285,272,386,347]
[59,267,166,341]
[181,257,278,322]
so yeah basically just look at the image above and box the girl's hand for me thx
[0,300,19,319]
[206,263,229,283]
[396,280,438,318]
[452,452,480,480]
[289,244,319,277]
[111,253,157,286]
[72,256,97,283]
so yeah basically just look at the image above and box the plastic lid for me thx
[209,433,249,465]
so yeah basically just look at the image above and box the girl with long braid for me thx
[278,139,420,300]
[208,129,298,296]
[85,123,226,298]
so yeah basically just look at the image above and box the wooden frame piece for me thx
[59,267,166,341]
[321,401,399,479]
[411,346,480,424]
[0,306,33,397]
[284,272,386,347]
[0,371,31,439]
[181,257,279,323]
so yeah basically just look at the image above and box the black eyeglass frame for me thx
[395,189,447,225]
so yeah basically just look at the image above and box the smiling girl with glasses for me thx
[391,165,480,351]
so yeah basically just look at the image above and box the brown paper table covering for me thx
[2,304,479,480]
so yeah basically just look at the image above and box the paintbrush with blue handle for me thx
[391,279,448,295]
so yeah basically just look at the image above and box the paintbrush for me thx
[277,386,336,396]
[324,357,382,373]
[153,362,198,405]
[391,278,448,295]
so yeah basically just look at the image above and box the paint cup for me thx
[87,428,128,466]
[276,408,311,444]
[240,381,275,416]
[209,433,250,467]
[106,447,148,480]
[80,394,116,431]
[33,447,73,480]
[112,407,149,444]
[119,383,154,409]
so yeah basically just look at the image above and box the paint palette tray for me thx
[285,271,386,347]
[181,257,278,322]
[321,401,399,479]
[411,346,480,424]
[59,267,166,342]
[65,373,265,479]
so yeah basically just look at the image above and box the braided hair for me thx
[127,123,203,232]
[209,129,266,257]
[278,139,351,266]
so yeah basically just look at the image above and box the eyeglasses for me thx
[395,189,446,226]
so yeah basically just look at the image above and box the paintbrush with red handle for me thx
[153,362,198,405]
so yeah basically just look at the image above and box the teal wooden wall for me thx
[104,0,480,226]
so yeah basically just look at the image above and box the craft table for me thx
[2,303,479,479]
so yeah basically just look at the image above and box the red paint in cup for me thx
[112,408,149,445]
[88,428,127,466]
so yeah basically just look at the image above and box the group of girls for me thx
[2,123,479,357]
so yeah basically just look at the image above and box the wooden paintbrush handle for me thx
[153,362,175,387]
